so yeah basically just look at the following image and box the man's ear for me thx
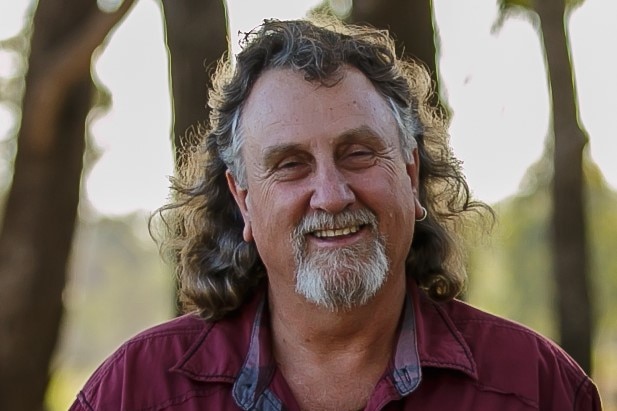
[225,170,253,242]
[405,147,421,196]
[405,148,425,220]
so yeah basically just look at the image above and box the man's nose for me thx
[309,164,356,214]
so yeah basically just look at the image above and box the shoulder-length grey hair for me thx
[151,18,492,320]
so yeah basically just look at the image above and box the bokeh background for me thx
[0,0,615,410]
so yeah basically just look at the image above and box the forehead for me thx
[239,68,399,151]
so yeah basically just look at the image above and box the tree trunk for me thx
[0,1,134,409]
[160,0,229,165]
[160,0,229,315]
[535,0,592,373]
[349,0,444,110]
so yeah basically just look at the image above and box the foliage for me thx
[494,0,587,31]
[46,212,175,410]
[308,0,352,20]
[465,152,617,404]
[466,172,556,337]
[0,22,31,217]
[496,0,586,15]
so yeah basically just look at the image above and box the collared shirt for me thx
[70,279,602,410]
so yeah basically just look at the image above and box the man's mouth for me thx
[312,225,362,238]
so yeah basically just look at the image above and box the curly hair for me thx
[151,18,492,320]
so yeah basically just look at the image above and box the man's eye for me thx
[271,157,310,181]
[341,143,376,159]
[349,149,372,157]
[341,146,376,169]
[278,160,303,169]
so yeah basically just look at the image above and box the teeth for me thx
[313,225,360,238]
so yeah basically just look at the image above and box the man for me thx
[71,19,602,410]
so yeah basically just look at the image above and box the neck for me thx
[268,271,406,366]
[267,273,407,411]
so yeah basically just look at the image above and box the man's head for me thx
[154,18,489,320]
[215,20,420,189]
[225,67,419,311]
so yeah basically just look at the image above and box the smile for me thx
[312,225,361,238]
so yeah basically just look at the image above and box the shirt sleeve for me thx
[68,393,94,411]
[66,345,128,411]
[574,377,603,411]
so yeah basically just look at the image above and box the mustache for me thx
[292,209,378,238]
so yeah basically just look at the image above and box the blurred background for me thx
[0,0,615,410]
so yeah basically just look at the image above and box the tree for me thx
[311,0,443,109]
[159,0,229,314]
[160,0,229,165]
[349,0,445,111]
[495,0,592,373]
[465,151,616,400]
[0,1,135,409]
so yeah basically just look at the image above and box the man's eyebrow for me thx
[336,125,387,145]
[262,143,306,168]
[261,126,386,166]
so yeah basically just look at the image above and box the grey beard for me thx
[291,209,389,311]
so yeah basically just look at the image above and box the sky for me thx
[0,0,616,215]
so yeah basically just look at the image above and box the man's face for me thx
[227,67,421,310]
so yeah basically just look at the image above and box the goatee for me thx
[291,209,389,311]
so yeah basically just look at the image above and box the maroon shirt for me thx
[70,280,602,410]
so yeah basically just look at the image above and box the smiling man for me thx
[229,67,416,320]
[71,19,602,411]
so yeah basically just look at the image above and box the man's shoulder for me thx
[442,298,581,370]
[444,299,551,341]
[80,314,211,387]
[443,299,565,355]
[124,313,210,346]
[439,298,598,408]
[71,313,242,411]
[103,314,211,365]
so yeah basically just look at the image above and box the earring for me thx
[416,206,428,222]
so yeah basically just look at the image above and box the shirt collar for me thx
[170,287,268,385]
[171,286,279,410]
[376,278,478,400]
[410,279,478,379]
[171,278,478,405]
[390,292,422,395]
[231,297,276,409]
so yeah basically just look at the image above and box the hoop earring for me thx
[416,206,428,222]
